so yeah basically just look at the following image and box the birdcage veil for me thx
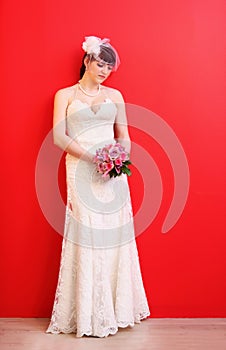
[82,36,120,71]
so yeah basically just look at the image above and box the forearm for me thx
[53,133,93,162]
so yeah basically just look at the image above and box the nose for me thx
[102,64,109,75]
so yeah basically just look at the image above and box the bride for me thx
[46,36,150,338]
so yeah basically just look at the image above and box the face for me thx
[85,57,113,83]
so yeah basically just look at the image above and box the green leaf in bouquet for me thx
[122,165,132,176]
[109,168,116,178]
[123,160,132,165]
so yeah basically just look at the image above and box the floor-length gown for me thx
[46,87,150,337]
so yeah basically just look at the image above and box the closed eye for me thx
[97,62,113,70]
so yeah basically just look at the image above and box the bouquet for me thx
[93,143,132,178]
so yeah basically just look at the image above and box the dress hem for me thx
[46,311,150,338]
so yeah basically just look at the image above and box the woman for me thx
[46,36,150,338]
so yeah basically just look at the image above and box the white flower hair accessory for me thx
[82,36,110,56]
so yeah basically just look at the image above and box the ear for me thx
[84,55,90,70]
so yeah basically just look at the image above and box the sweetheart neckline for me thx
[67,98,116,115]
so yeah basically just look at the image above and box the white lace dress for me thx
[46,93,150,337]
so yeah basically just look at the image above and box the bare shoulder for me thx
[54,84,76,101]
[101,86,124,103]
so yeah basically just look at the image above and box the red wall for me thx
[1,0,226,317]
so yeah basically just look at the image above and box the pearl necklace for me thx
[78,81,101,97]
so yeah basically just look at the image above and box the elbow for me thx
[53,133,66,151]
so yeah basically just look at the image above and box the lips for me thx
[98,75,106,79]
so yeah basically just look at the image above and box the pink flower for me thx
[115,166,121,174]
[109,146,120,160]
[114,158,122,166]
[97,163,105,174]
[102,151,110,162]
[121,152,129,161]
[102,161,114,177]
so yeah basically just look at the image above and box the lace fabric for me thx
[46,239,150,337]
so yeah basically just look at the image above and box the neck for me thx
[79,74,99,92]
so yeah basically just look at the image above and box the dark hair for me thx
[79,45,116,79]
[79,53,87,79]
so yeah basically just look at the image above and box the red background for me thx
[1,0,226,317]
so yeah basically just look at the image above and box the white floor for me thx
[0,318,226,350]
